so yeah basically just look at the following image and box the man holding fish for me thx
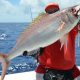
[35,3,80,80]
[0,2,80,80]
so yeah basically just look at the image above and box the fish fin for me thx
[60,34,68,50]
[57,21,65,31]
[60,42,64,50]
[57,20,67,50]
[30,12,47,26]
[14,12,47,48]
[0,54,9,80]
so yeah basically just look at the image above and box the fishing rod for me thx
[29,6,33,21]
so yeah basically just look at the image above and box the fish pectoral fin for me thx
[57,21,65,32]
[60,34,68,50]
[0,54,9,80]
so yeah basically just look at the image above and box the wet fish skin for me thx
[7,5,80,60]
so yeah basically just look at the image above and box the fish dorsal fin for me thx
[30,12,47,26]
[60,34,68,50]
[13,12,47,49]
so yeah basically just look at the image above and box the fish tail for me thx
[0,54,9,80]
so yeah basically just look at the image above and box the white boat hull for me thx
[0,66,80,80]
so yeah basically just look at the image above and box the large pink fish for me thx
[0,5,80,80]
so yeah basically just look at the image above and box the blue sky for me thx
[0,0,80,22]
[6,0,20,5]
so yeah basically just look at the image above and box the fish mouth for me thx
[77,8,80,16]
[76,5,80,16]
[72,5,80,17]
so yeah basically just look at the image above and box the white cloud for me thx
[58,0,80,9]
[19,0,43,13]
[0,0,43,22]
[0,0,15,14]
[0,0,33,22]
[0,0,80,22]
[20,0,38,6]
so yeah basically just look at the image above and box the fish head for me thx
[71,5,80,17]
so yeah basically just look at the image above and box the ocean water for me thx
[0,23,37,74]
[0,23,80,75]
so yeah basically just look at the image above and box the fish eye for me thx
[72,8,76,13]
